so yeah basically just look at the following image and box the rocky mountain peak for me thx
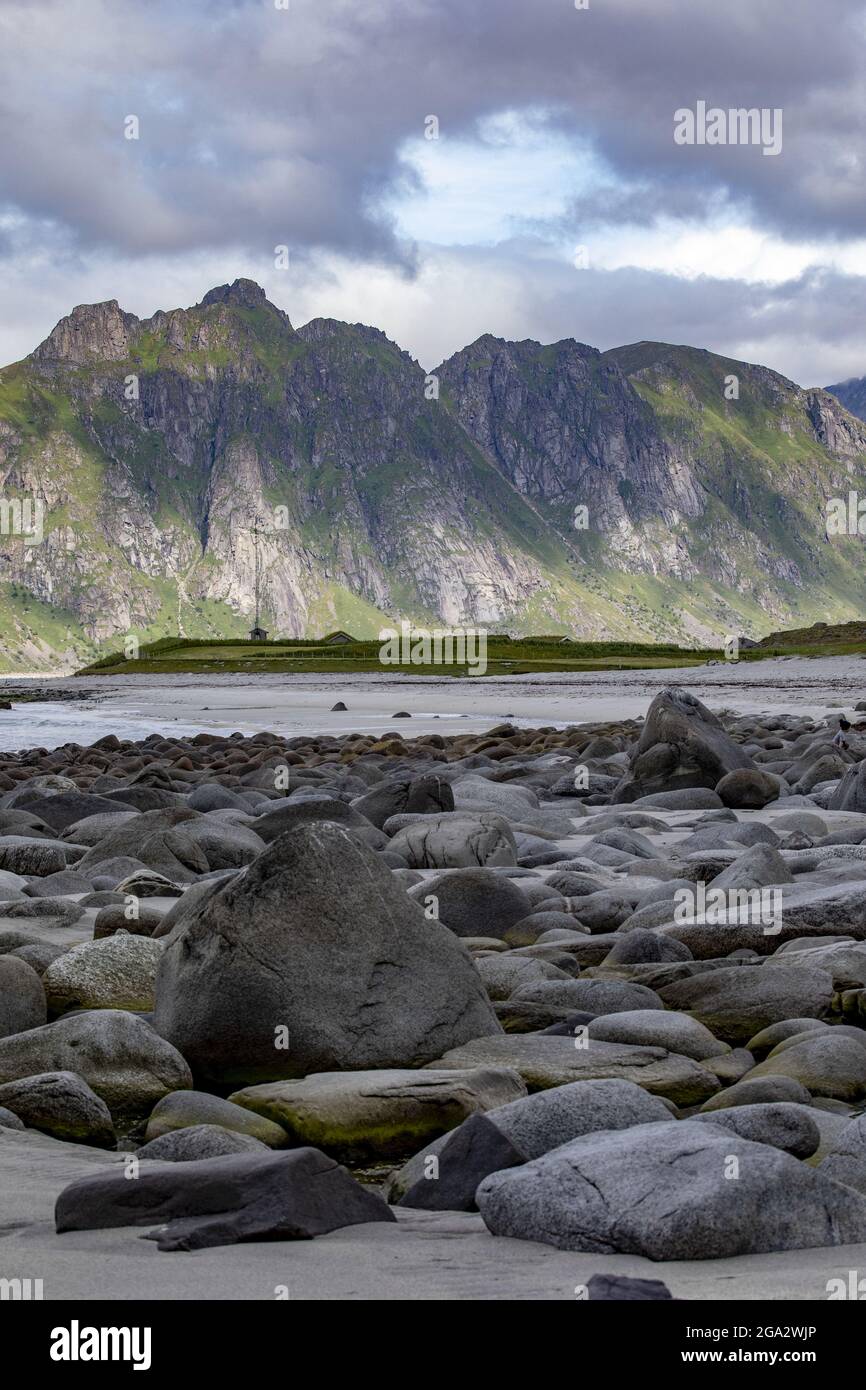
[32,299,140,365]
[200,278,278,313]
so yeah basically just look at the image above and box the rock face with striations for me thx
[4,282,866,669]
[153,822,502,1087]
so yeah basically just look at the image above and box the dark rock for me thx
[55,1146,397,1251]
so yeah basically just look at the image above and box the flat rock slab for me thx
[55,1146,396,1252]
[426,1035,720,1107]
[228,1066,527,1162]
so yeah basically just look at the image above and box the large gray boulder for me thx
[0,1009,191,1120]
[352,776,454,829]
[407,868,530,940]
[42,934,162,1014]
[658,965,833,1044]
[613,688,757,803]
[388,814,517,869]
[746,1031,866,1102]
[153,822,501,1087]
[251,797,387,850]
[476,1119,866,1258]
[819,1114,866,1192]
[394,1078,672,1210]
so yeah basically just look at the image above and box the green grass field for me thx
[76,633,723,678]
[74,619,866,679]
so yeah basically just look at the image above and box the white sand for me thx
[0,655,864,749]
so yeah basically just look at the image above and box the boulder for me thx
[426,1034,720,1107]
[512,978,664,1016]
[658,965,833,1044]
[0,1009,191,1120]
[407,869,531,940]
[0,1071,114,1147]
[388,815,516,869]
[352,776,454,829]
[612,689,757,803]
[136,1124,268,1162]
[55,1147,396,1251]
[585,1009,729,1061]
[229,1066,526,1162]
[394,1078,672,1210]
[746,1032,866,1102]
[818,1114,866,1193]
[691,1102,821,1158]
[715,769,784,809]
[42,934,162,1014]
[0,956,46,1037]
[475,1119,866,1258]
[153,823,501,1087]
[144,1090,288,1148]
[252,797,387,850]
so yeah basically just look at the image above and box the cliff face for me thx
[0,282,865,670]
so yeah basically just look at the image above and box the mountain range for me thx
[1,277,865,672]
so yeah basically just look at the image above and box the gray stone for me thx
[145,1089,289,1148]
[395,1078,672,1210]
[427,1034,721,1107]
[55,1147,396,1251]
[613,688,757,803]
[586,1009,729,1060]
[137,1124,268,1162]
[154,823,501,1087]
[658,965,833,1044]
[691,1102,821,1158]
[0,1009,191,1120]
[746,1031,866,1102]
[512,978,664,1015]
[0,956,46,1037]
[42,934,163,1014]
[229,1066,526,1162]
[389,815,517,869]
[476,1119,866,1257]
[0,1071,114,1147]
[407,869,531,940]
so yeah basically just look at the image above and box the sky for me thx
[2,0,866,385]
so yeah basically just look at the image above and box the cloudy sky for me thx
[2,0,866,385]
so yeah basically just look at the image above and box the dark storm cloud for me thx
[0,0,864,262]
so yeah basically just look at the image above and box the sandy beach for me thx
[1,655,865,752]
